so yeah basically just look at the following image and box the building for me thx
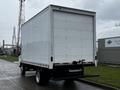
[98,36,120,65]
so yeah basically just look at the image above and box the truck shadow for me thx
[19,74,78,90]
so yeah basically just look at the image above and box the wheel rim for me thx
[36,71,40,83]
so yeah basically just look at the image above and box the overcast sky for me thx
[0,0,120,45]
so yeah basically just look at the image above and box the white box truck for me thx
[19,5,96,84]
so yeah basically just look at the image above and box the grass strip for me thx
[0,55,18,62]
[84,65,120,89]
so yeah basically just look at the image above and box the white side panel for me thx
[53,11,94,63]
[105,37,120,47]
[21,9,51,66]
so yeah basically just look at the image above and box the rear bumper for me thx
[53,63,84,78]
[53,63,84,69]
[52,63,94,79]
[53,62,95,69]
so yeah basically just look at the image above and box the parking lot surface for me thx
[0,59,105,90]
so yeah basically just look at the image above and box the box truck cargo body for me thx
[20,5,96,84]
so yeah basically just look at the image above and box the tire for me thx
[35,70,49,85]
[35,70,41,84]
[20,65,26,76]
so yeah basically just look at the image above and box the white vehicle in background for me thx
[19,5,96,84]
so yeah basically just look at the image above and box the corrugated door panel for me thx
[53,11,94,63]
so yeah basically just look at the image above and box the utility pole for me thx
[12,26,16,47]
[17,0,26,55]
[2,40,5,49]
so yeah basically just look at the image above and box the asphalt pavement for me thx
[0,59,105,90]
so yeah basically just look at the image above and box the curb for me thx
[76,79,119,90]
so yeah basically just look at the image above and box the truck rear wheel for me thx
[35,70,49,85]
[35,70,41,84]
